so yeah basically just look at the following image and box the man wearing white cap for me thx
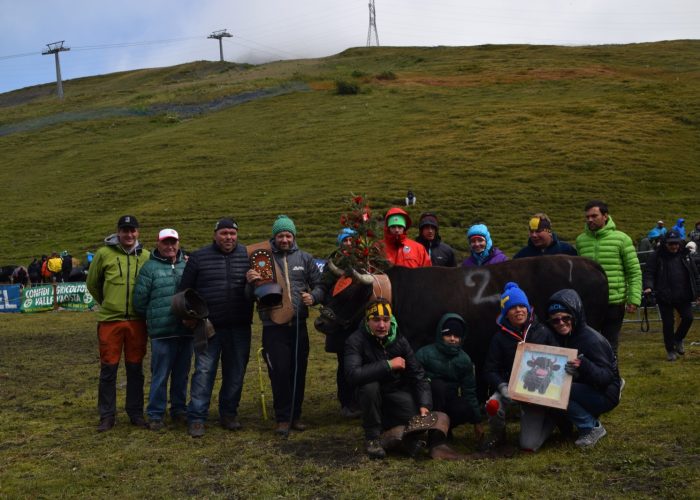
[133,228,192,431]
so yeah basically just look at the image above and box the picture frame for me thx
[508,342,578,410]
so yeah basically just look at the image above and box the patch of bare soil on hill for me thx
[387,66,619,88]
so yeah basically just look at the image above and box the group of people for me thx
[28,252,71,284]
[82,200,698,460]
[347,281,621,460]
[381,202,642,357]
[86,214,323,437]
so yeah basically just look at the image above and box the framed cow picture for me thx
[507,342,577,410]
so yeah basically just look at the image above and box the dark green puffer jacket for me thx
[133,249,191,339]
[415,313,480,416]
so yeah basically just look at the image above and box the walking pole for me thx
[257,347,268,421]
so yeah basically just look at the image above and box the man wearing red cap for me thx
[382,207,431,268]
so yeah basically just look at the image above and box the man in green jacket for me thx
[576,201,642,355]
[86,215,150,432]
[133,228,192,431]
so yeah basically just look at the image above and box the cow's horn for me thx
[352,269,374,285]
[326,260,344,277]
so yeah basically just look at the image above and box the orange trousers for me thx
[97,320,147,365]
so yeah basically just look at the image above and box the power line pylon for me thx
[367,1,379,47]
[208,29,233,62]
[42,41,70,99]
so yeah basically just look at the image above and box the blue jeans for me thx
[566,382,616,431]
[188,325,251,423]
[147,336,193,421]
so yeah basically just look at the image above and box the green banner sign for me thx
[21,284,55,313]
[55,282,95,311]
[20,283,95,312]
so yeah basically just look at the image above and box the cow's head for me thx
[314,262,374,336]
[526,356,561,378]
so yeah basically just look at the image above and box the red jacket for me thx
[383,207,432,268]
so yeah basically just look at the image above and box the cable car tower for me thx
[367,1,379,47]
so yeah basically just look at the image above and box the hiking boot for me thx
[575,423,607,448]
[365,439,386,460]
[275,422,290,436]
[340,406,362,419]
[148,419,164,432]
[129,415,147,428]
[667,351,678,362]
[291,420,307,432]
[97,416,115,433]
[478,429,506,452]
[675,340,685,355]
[188,421,206,438]
[402,434,427,458]
[219,415,242,431]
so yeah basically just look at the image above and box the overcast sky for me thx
[1,0,698,94]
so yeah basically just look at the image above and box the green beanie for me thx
[272,215,297,237]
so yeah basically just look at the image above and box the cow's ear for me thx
[527,360,534,366]
[553,365,561,370]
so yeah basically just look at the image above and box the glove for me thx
[498,383,511,403]
[565,360,579,377]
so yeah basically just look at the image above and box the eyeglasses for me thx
[549,316,573,325]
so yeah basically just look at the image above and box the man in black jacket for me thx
[643,230,700,361]
[179,218,254,437]
[415,212,458,267]
[344,299,432,459]
[513,213,577,259]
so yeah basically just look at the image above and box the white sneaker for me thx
[575,423,607,448]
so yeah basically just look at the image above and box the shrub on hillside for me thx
[335,80,360,95]
[376,70,397,80]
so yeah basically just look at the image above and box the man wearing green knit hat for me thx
[246,215,325,435]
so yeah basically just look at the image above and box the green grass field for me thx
[0,312,698,498]
[1,41,699,498]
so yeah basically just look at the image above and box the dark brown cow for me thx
[315,255,608,399]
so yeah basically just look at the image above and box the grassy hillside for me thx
[1,41,699,263]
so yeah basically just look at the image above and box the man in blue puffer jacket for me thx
[133,228,192,431]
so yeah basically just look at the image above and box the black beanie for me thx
[441,318,465,338]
